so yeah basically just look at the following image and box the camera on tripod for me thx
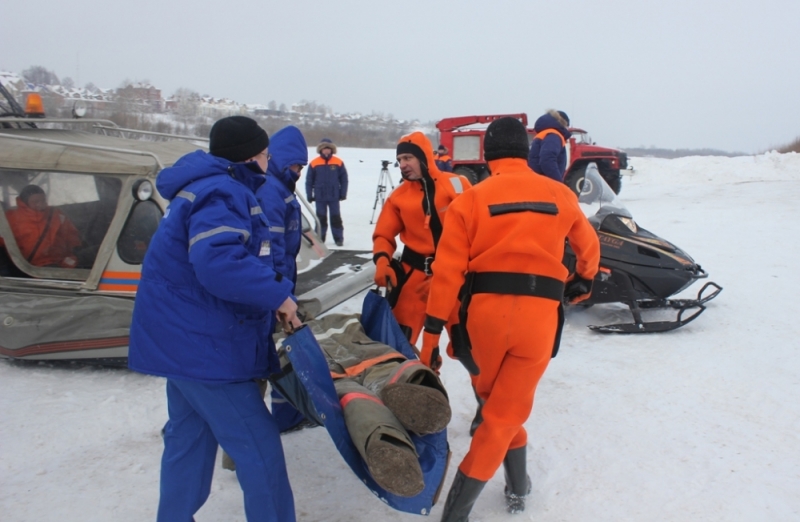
[371,161,397,224]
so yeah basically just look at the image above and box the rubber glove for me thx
[564,274,594,304]
[420,330,443,373]
[374,255,398,288]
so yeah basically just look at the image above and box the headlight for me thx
[133,179,154,201]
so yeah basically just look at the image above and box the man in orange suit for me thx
[420,117,600,521]
[372,132,471,346]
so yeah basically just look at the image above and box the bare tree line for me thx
[11,65,425,148]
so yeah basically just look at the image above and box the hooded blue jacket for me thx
[128,150,294,382]
[527,113,572,182]
[257,126,308,288]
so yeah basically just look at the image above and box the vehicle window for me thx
[452,136,481,161]
[0,169,121,271]
[117,200,163,264]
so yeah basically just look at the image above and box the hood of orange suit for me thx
[396,131,441,178]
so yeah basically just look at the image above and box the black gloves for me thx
[564,274,594,304]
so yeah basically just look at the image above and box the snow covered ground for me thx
[2,148,800,521]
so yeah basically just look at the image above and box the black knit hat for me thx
[558,110,570,126]
[209,116,269,162]
[396,141,428,169]
[484,117,530,161]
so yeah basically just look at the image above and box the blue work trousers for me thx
[157,378,296,522]
[314,200,343,243]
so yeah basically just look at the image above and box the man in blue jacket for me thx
[257,125,312,433]
[527,110,571,182]
[129,116,300,522]
[305,138,348,246]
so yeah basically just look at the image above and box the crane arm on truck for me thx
[435,113,528,132]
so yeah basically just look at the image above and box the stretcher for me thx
[274,291,450,515]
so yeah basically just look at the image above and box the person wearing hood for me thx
[128,116,300,522]
[527,109,572,182]
[371,132,471,347]
[259,125,308,291]
[305,138,348,246]
[420,117,600,521]
[258,125,313,434]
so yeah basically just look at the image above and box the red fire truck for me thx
[436,113,628,194]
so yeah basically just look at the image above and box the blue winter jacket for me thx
[305,154,348,201]
[257,126,308,289]
[527,113,572,182]
[128,150,294,383]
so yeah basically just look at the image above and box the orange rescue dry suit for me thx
[423,157,600,481]
[372,132,471,344]
[5,197,81,268]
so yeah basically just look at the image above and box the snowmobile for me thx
[562,164,722,333]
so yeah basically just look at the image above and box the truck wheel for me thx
[564,166,598,199]
[454,166,479,186]
[600,169,622,194]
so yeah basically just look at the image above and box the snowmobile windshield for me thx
[578,163,633,229]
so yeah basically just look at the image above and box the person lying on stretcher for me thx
[275,313,451,497]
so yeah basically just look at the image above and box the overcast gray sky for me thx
[4,0,799,153]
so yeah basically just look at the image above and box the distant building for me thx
[116,83,164,111]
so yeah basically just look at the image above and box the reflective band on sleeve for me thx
[387,360,426,385]
[177,190,196,202]
[250,206,263,215]
[188,226,251,251]
[449,177,464,194]
[339,392,384,408]
[284,194,296,203]
[269,226,285,233]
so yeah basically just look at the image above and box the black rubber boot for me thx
[503,446,532,514]
[440,470,486,522]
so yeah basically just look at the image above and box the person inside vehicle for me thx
[5,184,81,268]
[420,117,600,520]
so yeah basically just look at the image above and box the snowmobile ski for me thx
[589,282,722,334]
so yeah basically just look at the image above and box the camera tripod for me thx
[370,160,396,224]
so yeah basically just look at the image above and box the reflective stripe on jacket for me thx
[259,125,308,288]
[129,150,294,383]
